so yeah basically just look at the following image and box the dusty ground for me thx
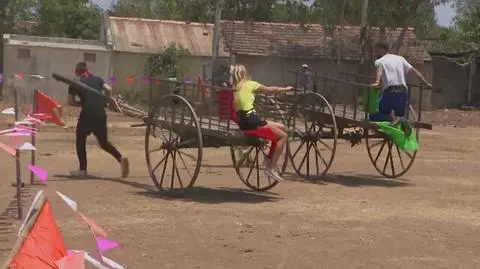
[0,108,479,268]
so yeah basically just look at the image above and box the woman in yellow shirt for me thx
[232,64,292,181]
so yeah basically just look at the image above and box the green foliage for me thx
[34,0,102,39]
[453,1,480,50]
[430,0,480,52]
[144,43,191,79]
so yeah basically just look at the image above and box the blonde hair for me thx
[231,64,251,88]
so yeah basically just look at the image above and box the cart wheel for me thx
[229,94,287,191]
[365,105,418,178]
[230,138,287,192]
[287,92,337,180]
[145,94,203,192]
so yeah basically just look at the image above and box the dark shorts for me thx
[369,85,408,121]
[236,111,267,131]
[380,85,408,117]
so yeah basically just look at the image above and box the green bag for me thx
[362,87,380,114]
[374,121,418,152]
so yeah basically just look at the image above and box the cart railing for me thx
[146,78,288,134]
[288,70,430,123]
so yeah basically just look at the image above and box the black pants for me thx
[76,114,122,170]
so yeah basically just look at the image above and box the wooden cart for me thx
[128,78,305,192]
[284,71,433,179]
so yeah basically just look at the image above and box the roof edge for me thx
[109,16,214,27]
[219,20,415,32]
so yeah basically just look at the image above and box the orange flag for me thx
[10,201,67,269]
[0,142,16,156]
[78,212,108,238]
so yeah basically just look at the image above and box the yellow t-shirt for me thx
[234,80,261,112]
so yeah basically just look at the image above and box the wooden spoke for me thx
[145,94,203,192]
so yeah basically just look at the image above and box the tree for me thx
[452,0,480,50]
[0,0,36,76]
[34,0,102,39]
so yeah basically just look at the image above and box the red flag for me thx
[33,90,65,127]
[126,76,134,86]
[10,201,67,269]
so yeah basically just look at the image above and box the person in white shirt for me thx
[370,42,431,128]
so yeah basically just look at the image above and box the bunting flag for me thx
[14,124,38,132]
[34,90,65,127]
[9,200,67,269]
[17,142,37,151]
[126,76,134,86]
[82,251,125,269]
[78,212,108,238]
[1,107,15,115]
[18,190,45,235]
[141,76,151,85]
[28,114,49,123]
[28,165,48,182]
[9,136,24,146]
[54,251,85,269]
[56,191,78,212]
[0,142,16,156]
[0,128,16,135]
[95,237,120,253]
[108,75,117,84]
[14,73,24,80]
[4,130,33,136]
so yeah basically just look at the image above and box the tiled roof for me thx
[108,16,229,56]
[220,21,431,62]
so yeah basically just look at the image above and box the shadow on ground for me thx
[282,171,411,188]
[52,174,155,192]
[0,186,33,257]
[134,186,279,204]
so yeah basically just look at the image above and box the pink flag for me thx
[4,131,32,136]
[55,251,85,269]
[78,212,108,237]
[0,128,15,135]
[14,124,37,131]
[95,237,120,253]
[28,165,48,182]
[0,142,15,156]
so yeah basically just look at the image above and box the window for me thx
[84,52,96,63]
[17,48,30,59]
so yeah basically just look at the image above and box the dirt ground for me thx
[0,108,480,269]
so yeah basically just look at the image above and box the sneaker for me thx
[70,170,88,177]
[121,157,130,178]
[263,158,271,169]
[267,168,284,182]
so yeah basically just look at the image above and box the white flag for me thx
[17,142,37,151]
[56,191,78,212]
[1,107,15,115]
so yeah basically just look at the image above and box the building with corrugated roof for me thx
[101,15,229,91]
[2,15,434,107]
[2,34,112,103]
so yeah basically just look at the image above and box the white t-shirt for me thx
[374,54,412,90]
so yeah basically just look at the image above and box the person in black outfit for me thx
[68,62,129,178]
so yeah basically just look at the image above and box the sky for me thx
[92,0,456,27]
